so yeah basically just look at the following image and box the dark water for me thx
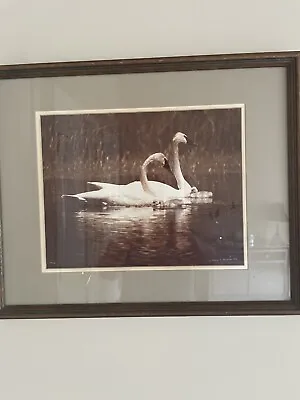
[44,177,245,269]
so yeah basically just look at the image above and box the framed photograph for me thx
[37,104,247,272]
[0,51,299,318]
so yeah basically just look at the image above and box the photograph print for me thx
[36,104,247,272]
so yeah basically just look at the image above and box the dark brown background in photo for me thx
[40,107,244,269]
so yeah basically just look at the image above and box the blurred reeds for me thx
[41,107,243,198]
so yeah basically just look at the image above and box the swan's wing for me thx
[124,180,182,201]
[121,181,177,201]
[87,181,146,197]
[120,182,153,202]
[66,180,184,205]
[147,181,182,200]
[87,181,120,190]
[61,184,153,207]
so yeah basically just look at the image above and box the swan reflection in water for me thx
[70,195,244,270]
[76,205,194,250]
[74,205,195,267]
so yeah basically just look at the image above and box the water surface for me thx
[43,177,245,269]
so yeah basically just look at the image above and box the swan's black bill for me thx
[163,158,172,173]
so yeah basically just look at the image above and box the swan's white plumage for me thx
[172,131,192,195]
[62,132,214,206]
[61,152,187,206]
[172,132,213,198]
[87,131,213,199]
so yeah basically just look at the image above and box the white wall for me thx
[1,1,300,398]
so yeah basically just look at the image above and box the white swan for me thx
[61,152,186,206]
[87,132,190,193]
[171,132,212,198]
[172,131,192,195]
[88,131,212,198]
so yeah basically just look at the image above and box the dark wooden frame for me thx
[0,50,299,319]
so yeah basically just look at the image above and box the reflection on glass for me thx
[209,201,290,302]
[248,201,289,247]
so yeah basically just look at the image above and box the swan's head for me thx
[173,131,188,145]
[149,152,172,172]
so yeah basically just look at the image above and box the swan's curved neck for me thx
[140,156,155,196]
[172,140,185,190]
